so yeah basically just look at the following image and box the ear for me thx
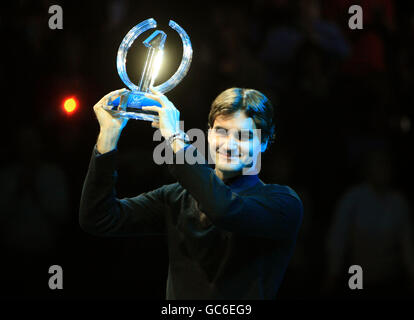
[260,140,268,153]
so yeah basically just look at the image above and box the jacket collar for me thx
[224,173,263,193]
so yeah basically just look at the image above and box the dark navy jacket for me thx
[79,144,303,299]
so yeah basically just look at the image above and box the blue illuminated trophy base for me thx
[107,91,162,121]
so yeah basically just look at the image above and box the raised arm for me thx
[79,146,167,237]
[165,144,303,241]
[79,89,167,237]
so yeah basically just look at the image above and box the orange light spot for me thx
[64,97,77,113]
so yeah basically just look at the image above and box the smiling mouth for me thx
[217,151,241,159]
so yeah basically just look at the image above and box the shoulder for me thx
[258,183,304,219]
[262,183,303,204]
[338,183,374,203]
[161,182,187,201]
[162,182,184,193]
[388,190,411,214]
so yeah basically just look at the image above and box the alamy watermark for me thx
[152,121,263,175]
[48,5,63,30]
[348,265,363,290]
[348,5,363,30]
[48,265,63,290]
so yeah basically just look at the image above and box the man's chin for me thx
[215,161,244,173]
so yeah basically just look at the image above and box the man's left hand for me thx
[142,88,181,140]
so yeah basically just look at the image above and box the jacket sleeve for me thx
[79,145,167,237]
[166,145,303,241]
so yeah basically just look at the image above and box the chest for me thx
[352,194,402,238]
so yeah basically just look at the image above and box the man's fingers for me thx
[99,88,128,105]
[102,88,126,101]
[147,87,170,104]
[145,93,163,105]
[149,87,161,95]
[94,89,127,116]
[94,89,128,115]
[141,106,161,112]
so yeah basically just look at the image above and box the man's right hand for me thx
[93,89,129,154]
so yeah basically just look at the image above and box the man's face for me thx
[208,111,267,176]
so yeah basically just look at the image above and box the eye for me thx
[214,128,228,136]
[238,130,254,141]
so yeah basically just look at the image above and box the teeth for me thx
[217,150,240,157]
[219,153,239,158]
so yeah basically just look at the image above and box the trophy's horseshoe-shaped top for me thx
[116,18,193,94]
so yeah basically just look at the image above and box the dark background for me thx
[1,0,413,300]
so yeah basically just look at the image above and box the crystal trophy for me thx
[104,18,193,121]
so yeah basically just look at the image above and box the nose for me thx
[224,135,238,152]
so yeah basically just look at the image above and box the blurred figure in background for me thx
[0,125,70,295]
[259,0,350,94]
[324,148,414,298]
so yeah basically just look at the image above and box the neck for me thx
[214,168,242,183]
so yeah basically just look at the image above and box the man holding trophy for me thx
[79,19,303,299]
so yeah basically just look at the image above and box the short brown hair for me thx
[208,88,276,146]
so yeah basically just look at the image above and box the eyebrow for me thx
[213,125,228,131]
